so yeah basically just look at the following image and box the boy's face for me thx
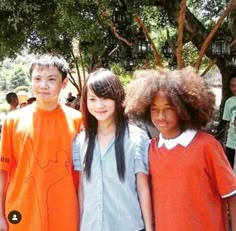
[230,77,236,96]
[31,65,68,108]
[150,91,181,139]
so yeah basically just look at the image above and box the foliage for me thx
[0,103,8,113]
[9,65,30,89]
[0,0,235,99]
[110,63,133,86]
[0,53,30,92]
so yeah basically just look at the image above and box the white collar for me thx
[158,129,197,150]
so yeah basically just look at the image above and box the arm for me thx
[78,172,83,227]
[222,121,229,149]
[137,172,153,231]
[0,170,8,231]
[227,193,236,231]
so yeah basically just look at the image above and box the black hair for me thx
[29,53,69,80]
[6,92,18,104]
[81,68,127,181]
[229,72,236,84]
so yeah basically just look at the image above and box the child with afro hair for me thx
[124,67,236,231]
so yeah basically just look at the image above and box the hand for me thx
[0,216,8,231]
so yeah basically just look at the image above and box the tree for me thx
[9,66,30,90]
[0,53,30,91]
[0,0,236,103]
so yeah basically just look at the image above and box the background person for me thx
[5,92,19,112]
[222,73,236,171]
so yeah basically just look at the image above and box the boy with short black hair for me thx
[0,53,82,230]
[6,92,19,112]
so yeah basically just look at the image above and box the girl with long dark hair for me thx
[73,68,153,231]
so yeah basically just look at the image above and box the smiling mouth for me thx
[95,111,107,113]
[157,122,168,127]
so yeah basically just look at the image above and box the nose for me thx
[39,81,49,89]
[96,99,104,108]
[157,110,165,119]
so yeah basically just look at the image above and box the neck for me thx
[97,121,116,136]
[35,101,59,111]
[9,106,16,111]
[161,129,183,140]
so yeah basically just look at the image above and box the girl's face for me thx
[87,87,115,124]
[150,91,181,139]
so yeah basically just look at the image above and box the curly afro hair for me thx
[124,67,216,130]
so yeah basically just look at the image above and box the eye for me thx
[150,106,158,111]
[165,106,175,111]
[33,77,41,81]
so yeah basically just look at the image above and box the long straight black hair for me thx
[81,68,128,181]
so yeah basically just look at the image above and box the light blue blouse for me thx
[72,124,149,231]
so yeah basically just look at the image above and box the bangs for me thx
[88,78,115,100]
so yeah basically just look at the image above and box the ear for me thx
[62,77,68,89]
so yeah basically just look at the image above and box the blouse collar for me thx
[158,129,197,150]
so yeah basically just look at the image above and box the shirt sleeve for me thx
[222,99,230,121]
[134,130,150,175]
[72,134,82,171]
[206,136,236,197]
[0,116,13,171]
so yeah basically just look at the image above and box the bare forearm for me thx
[223,122,229,145]
[78,172,83,222]
[137,173,153,231]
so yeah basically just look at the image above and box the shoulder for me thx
[4,105,33,121]
[125,124,150,145]
[127,124,149,137]
[194,131,221,149]
[225,96,236,105]
[60,104,82,119]
[75,129,86,142]
[196,131,217,141]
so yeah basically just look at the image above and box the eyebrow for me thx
[151,102,173,106]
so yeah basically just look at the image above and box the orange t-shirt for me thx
[149,131,236,231]
[0,103,82,231]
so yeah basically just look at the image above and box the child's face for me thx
[150,91,181,139]
[31,65,68,109]
[230,77,236,96]
[87,87,115,125]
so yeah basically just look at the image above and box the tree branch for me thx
[108,23,133,46]
[200,58,217,77]
[195,0,236,71]
[134,15,163,67]
[177,0,187,69]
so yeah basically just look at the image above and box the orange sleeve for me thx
[0,118,13,171]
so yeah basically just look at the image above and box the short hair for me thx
[6,92,18,104]
[29,53,69,80]
[125,67,215,130]
[229,72,236,84]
